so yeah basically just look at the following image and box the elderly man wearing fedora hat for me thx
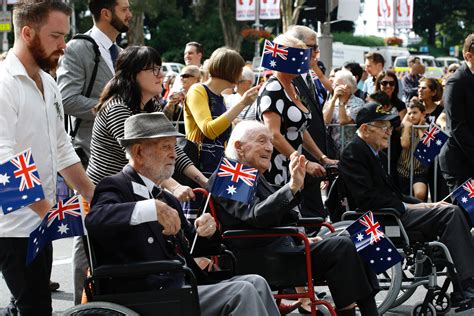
[85,113,279,316]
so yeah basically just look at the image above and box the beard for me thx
[28,33,63,71]
[110,12,129,33]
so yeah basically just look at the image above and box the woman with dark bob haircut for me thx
[87,46,206,199]
[184,47,260,177]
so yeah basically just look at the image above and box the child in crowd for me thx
[397,99,429,200]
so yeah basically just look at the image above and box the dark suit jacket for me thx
[339,135,419,215]
[439,62,474,178]
[86,165,215,290]
[209,173,301,249]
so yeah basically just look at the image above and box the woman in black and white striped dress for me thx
[87,46,207,201]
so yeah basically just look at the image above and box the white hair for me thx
[273,33,306,49]
[225,120,268,160]
[334,69,357,94]
[286,25,317,44]
[241,67,255,83]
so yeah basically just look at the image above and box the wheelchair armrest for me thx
[296,217,325,225]
[222,227,300,238]
[378,208,403,218]
[93,260,185,279]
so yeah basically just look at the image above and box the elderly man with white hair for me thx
[209,120,380,315]
[322,69,366,151]
[224,66,257,120]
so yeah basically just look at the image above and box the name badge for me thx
[132,182,150,199]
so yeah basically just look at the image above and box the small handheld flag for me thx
[261,39,312,75]
[0,149,45,214]
[414,123,448,167]
[210,157,258,204]
[346,211,403,274]
[452,178,474,224]
[27,195,85,265]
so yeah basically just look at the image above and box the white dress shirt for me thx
[89,26,116,74]
[0,52,80,237]
[129,173,159,225]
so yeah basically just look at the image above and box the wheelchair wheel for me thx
[391,259,424,308]
[317,220,402,314]
[411,302,436,316]
[63,302,139,316]
[431,289,451,315]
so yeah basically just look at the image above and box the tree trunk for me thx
[218,0,243,51]
[280,0,305,33]
[127,12,144,45]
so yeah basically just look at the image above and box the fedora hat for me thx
[118,112,184,147]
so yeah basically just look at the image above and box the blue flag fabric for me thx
[210,157,258,204]
[261,39,312,75]
[27,195,85,265]
[346,211,403,274]
[414,123,448,167]
[452,178,474,224]
[0,149,45,214]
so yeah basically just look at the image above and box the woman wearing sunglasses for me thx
[374,70,407,120]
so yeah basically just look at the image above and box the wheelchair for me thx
[320,176,473,315]
[193,187,338,316]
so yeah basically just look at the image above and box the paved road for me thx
[0,238,472,315]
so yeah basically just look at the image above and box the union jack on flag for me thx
[414,123,448,167]
[421,125,441,147]
[0,149,45,214]
[453,178,474,224]
[346,211,402,274]
[210,157,259,204]
[263,40,289,60]
[27,195,85,265]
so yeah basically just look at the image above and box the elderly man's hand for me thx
[155,199,181,235]
[305,161,326,178]
[194,213,216,237]
[289,152,306,194]
[172,184,195,203]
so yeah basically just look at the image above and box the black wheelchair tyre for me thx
[63,302,139,316]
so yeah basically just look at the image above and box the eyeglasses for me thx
[144,66,161,76]
[366,122,393,132]
[380,80,396,87]
[180,74,194,79]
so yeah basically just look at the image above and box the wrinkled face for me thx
[237,76,253,93]
[184,45,202,66]
[141,137,177,183]
[27,10,69,70]
[407,107,424,125]
[379,75,396,97]
[237,128,273,173]
[109,0,132,33]
[362,120,393,151]
[136,65,163,100]
[333,78,352,96]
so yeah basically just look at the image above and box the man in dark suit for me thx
[286,25,338,220]
[439,33,474,194]
[339,102,474,300]
[85,113,279,316]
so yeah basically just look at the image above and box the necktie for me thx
[109,44,119,68]
[151,186,162,199]
[305,73,317,101]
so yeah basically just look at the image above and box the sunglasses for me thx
[380,80,396,87]
[180,74,194,79]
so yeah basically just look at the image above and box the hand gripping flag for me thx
[0,149,45,214]
[346,211,403,274]
[210,157,258,204]
[414,123,448,167]
[261,39,312,75]
[27,195,86,265]
[452,178,474,224]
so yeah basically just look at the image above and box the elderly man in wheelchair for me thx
[209,120,380,316]
[81,113,279,316]
[338,102,474,314]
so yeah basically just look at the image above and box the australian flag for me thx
[210,157,258,204]
[346,211,403,274]
[27,195,85,265]
[452,178,474,224]
[414,123,448,167]
[0,149,45,215]
[261,39,312,75]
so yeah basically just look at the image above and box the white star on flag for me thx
[356,233,364,241]
[22,195,28,200]
[226,185,237,195]
[269,60,277,68]
[436,140,442,146]
[462,197,468,203]
[57,223,69,235]
[0,173,10,186]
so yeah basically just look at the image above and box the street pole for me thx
[2,0,8,53]
[317,0,332,74]
[254,0,261,57]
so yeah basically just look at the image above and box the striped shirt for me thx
[87,98,192,184]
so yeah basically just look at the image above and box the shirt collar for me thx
[4,50,49,81]
[90,25,114,50]
[359,136,379,157]
[137,172,159,193]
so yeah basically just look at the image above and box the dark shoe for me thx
[297,305,324,315]
[278,301,302,315]
[49,280,60,292]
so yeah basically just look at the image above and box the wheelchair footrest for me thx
[454,299,473,313]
